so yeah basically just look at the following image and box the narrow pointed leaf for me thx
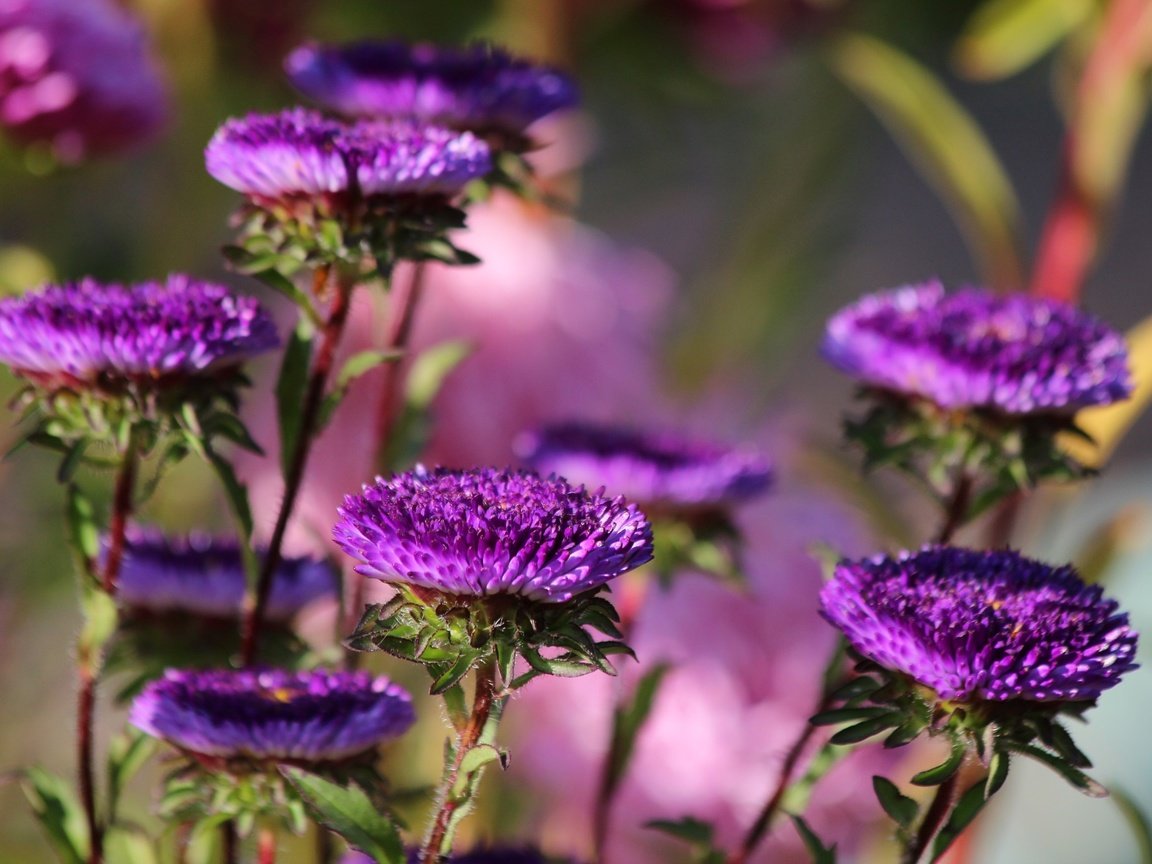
[911,736,966,786]
[276,322,313,477]
[791,814,838,864]
[20,767,88,864]
[1006,743,1107,797]
[954,0,1093,80]
[829,712,901,745]
[281,767,404,864]
[873,776,919,828]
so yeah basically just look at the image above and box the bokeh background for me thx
[2,1,1152,862]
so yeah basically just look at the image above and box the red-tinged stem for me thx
[102,444,137,594]
[935,473,973,545]
[901,772,961,864]
[241,267,356,666]
[420,661,499,864]
[77,658,100,864]
[1030,0,1152,303]
[373,261,428,466]
[258,827,277,864]
[222,824,238,864]
[727,717,822,864]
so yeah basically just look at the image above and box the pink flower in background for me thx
[507,480,886,863]
[239,194,672,557]
[0,0,167,161]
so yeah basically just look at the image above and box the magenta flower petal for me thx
[822,282,1132,414]
[333,466,653,603]
[129,668,415,762]
[821,546,1139,703]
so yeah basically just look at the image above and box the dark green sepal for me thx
[829,712,902,745]
[910,734,966,786]
[873,775,919,830]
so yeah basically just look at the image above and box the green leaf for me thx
[604,664,670,806]
[1113,787,1152,864]
[276,321,314,478]
[911,736,967,786]
[65,484,100,576]
[57,439,90,484]
[104,825,160,864]
[79,583,118,656]
[828,33,1024,290]
[205,451,253,541]
[829,712,901,745]
[873,776,919,829]
[318,349,402,430]
[790,814,838,864]
[954,0,1093,80]
[20,766,89,864]
[185,814,229,864]
[810,706,893,726]
[382,340,472,471]
[929,779,992,862]
[452,744,505,797]
[281,767,405,864]
[645,816,716,846]
[107,729,158,818]
[984,750,1010,799]
[1006,742,1107,797]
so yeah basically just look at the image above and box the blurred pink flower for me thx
[239,193,672,558]
[505,476,886,863]
[0,0,167,161]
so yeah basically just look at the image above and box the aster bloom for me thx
[334,466,653,603]
[129,668,415,764]
[0,0,166,161]
[285,40,578,142]
[0,275,278,393]
[820,546,1138,704]
[117,527,337,622]
[517,422,772,513]
[822,281,1132,415]
[205,107,492,207]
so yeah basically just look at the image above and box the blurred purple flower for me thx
[822,282,1132,414]
[517,421,771,512]
[285,41,577,140]
[821,546,1140,703]
[0,0,166,161]
[129,668,414,763]
[333,466,653,603]
[205,108,491,207]
[117,527,337,622]
[0,275,278,391]
[509,482,887,863]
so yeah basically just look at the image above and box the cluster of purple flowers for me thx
[205,107,493,207]
[517,421,772,512]
[821,546,1139,704]
[0,0,166,160]
[0,275,278,392]
[333,466,654,603]
[822,281,1132,414]
[285,40,577,139]
[117,527,337,622]
[130,668,414,764]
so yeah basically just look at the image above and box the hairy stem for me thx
[421,661,502,863]
[934,472,973,545]
[901,772,961,864]
[241,267,357,666]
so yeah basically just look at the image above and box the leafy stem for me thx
[241,265,360,666]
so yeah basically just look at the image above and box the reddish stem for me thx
[241,269,356,666]
[1030,0,1152,303]
[258,827,277,864]
[420,661,498,864]
[373,261,429,469]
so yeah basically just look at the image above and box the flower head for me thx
[822,282,1132,414]
[129,668,415,763]
[0,275,278,391]
[821,546,1139,703]
[204,107,491,206]
[118,527,337,622]
[284,40,577,139]
[0,0,166,160]
[333,466,653,603]
[517,422,772,512]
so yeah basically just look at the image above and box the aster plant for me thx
[130,668,415,853]
[518,421,772,585]
[823,281,1132,542]
[334,466,653,864]
[813,547,1139,863]
[284,39,579,194]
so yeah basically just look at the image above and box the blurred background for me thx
[2,1,1151,862]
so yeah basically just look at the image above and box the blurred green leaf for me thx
[105,826,160,864]
[382,340,472,471]
[20,766,89,864]
[107,730,158,818]
[319,349,403,430]
[281,768,405,864]
[276,321,314,477]
[829,33,1024,290]
[955,0,1094,80]
[603,663,670,808]
[791,815,838,864]
[1113,787,1152,864]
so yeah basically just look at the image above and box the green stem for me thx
[241,266,358,666]
[420,661,506,863]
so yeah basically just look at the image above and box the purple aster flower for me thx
[517,422,772,512]
[333,466,653,603]
[129,668,415,763]
[822,281,1132,414]
[204,107,492,206]
[0,0,166,161]
[821,546,1139,703]
[0,275,278,391]
[117,527,337,622]
[284,40,577,139]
